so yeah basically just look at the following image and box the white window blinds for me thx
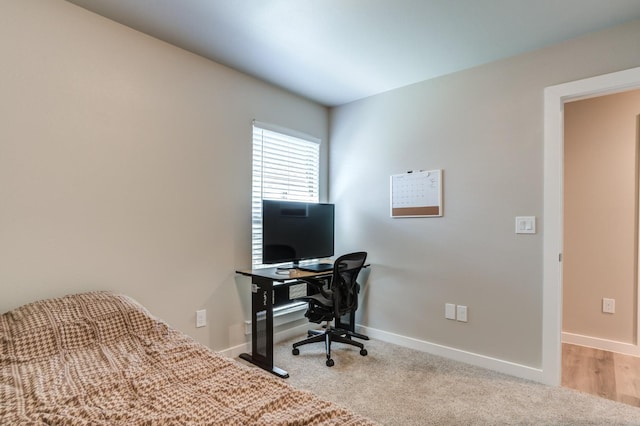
[252,122,320,266]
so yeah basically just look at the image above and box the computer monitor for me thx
[262,199,334,269]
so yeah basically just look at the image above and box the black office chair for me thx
[291,251,368,367]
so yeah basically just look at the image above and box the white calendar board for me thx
[390,169,442,217]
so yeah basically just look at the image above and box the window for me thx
[252,121,320,267]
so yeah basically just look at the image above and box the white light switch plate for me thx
[515,216,536,234]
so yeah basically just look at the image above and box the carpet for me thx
[267,336,640,425]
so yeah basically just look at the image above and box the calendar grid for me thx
[390,169,442,217]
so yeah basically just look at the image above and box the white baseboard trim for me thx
[562,332,640,357]
[358,325,544,383]
[221,322,544,383]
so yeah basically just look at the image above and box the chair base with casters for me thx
[291,322,368,367]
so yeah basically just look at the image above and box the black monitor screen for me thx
[262,200,335,265]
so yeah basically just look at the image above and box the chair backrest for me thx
[330,251,368,319]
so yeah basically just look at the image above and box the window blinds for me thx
[251,122,320,266]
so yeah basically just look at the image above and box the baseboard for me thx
[221,322,544,383]
[562,332,640,357]
[358,325,544,383]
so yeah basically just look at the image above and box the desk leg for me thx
[239,276,289,378]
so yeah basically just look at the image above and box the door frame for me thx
[543,66,640,385]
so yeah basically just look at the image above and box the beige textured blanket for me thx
[0,292,375,425]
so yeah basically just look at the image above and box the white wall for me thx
[0,0,328,351]
[330,19,640,370]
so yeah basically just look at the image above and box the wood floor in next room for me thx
[562,343,640,407]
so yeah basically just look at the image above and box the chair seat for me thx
[297,293,332,323]
[298,293,332,307]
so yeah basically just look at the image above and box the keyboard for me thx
[298,263,333,273]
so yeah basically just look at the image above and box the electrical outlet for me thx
[445,303,456,320]
[456,305,468,322]
[602,298,615,314]
[515,216,536,234]
[196,309,207,328]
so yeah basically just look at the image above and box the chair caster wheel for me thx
[292,348,300,355]
[360,349,368,356]
[326,358,334,367]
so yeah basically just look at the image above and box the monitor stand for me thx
[275,262,299,272]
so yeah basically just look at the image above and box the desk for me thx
[235,266,334,378]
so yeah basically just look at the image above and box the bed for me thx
[0,291,375,425]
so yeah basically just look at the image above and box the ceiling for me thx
[66,0,640,107]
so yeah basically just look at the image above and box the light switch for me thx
[515,216,536,234]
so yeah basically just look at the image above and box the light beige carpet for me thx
[262,336,640,425]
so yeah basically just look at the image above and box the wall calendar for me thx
[390,169,443,217]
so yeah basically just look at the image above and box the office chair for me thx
[291,251,368,367]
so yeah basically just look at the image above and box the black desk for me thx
[235,266,334,378]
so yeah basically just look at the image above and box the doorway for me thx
[563,90,640,350]
[542,66,640,386]
[560,90,640,406]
